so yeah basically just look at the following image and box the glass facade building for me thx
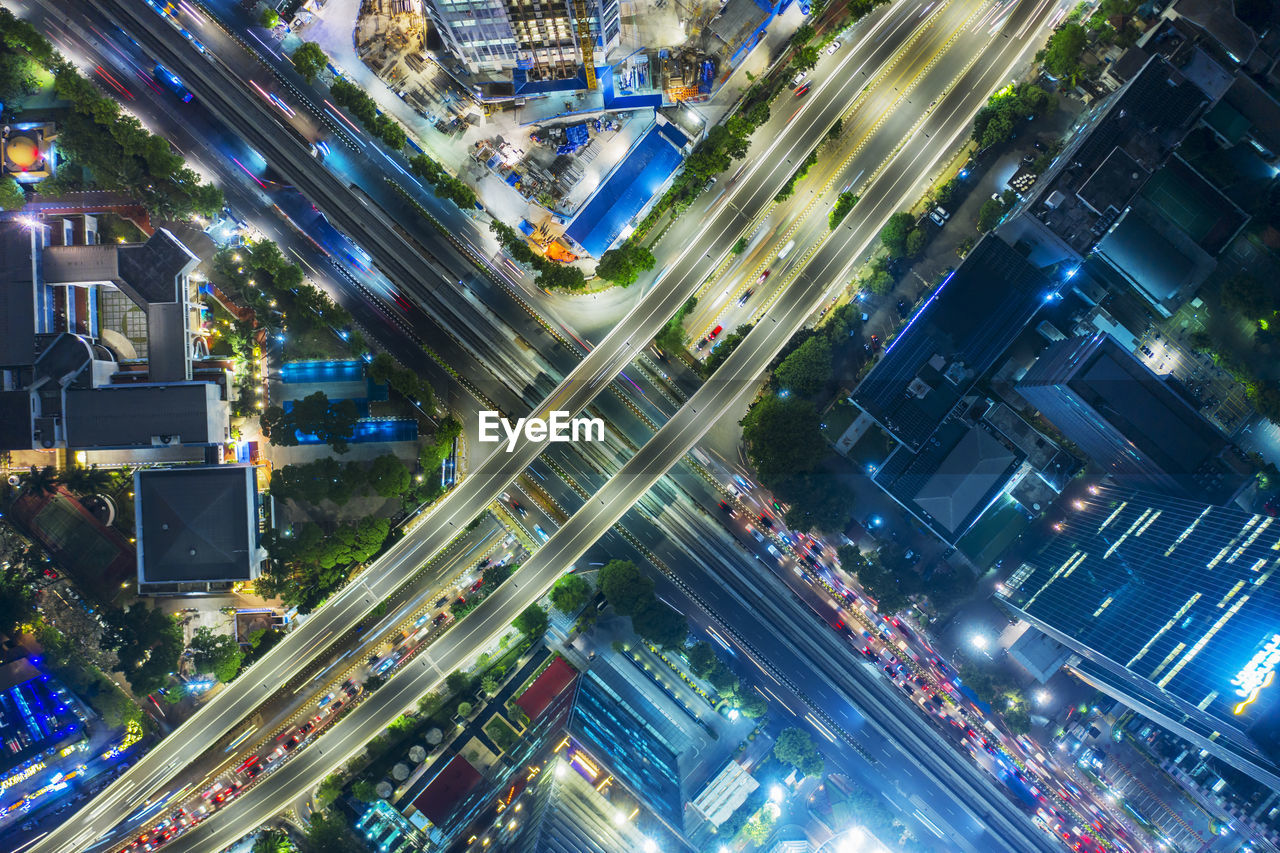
[999,480,1280,790]
[422,0,620,73]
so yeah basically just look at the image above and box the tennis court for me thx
[33,495,124,579]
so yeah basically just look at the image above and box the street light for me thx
[1036,689,1051,705]
[970,633,989,651]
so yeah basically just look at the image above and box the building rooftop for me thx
[65,383,227,450]
[852,235,1049,452]
[135,465,261,586]
[0,224,39,367]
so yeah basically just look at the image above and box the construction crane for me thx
[572,0,597,89]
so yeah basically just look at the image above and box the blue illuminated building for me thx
[0,658,86,780]
[567,669,685,829]
[999,479,1280,791]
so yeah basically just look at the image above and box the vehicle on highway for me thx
[233,755,259,776]
[792,70,807,86]
[826,39,842,54]
[717,500,737,518]
[777,240,796,260]
[756,269,771,285]
[708,325,723,342]
[737,288,754,306]
[153,65,193,103]
[509,499,527,517]
[794,83,810,97]
[533,525,549,543]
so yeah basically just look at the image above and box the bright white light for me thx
[1036,689,1051,705]
[642,840,658,853]
[971,634,989,650]
[769,784,785,803]
[613,810,626,826]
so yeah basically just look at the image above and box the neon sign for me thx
[1233,634,1280,715]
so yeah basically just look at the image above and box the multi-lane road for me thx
[23,0,1076,848]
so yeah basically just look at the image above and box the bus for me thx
[154,65,193,103]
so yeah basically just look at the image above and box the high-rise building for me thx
[507,756,649,853]
[1016,332,1246,502]
[998,480,1280,790]
[423,0,620,74]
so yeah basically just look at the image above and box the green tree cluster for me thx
[36,625,142,728]
[0,560,35,641]
[879,211,916,258]
[305,809,354,852]
[956,663,1030,734]
[251,828,294,853]
[829,192,859,229]
[260,391,359,453]
[258,9,280,28]
[292,42,328,83]
[774,335,832,397]
[655,296,697,355]
[971,83,1053,149]
[741,394,853,532]
[259,518,391,612]
[189,626,244,683]
[408,153,478,210]
[773,727,823,776]
[685,640,767,717]
[861,256,895,295]
[330,78,407,150]
[702,323,752,377]
[513,603,548,637]
[598,559,687,647]
[0,176,25,211]
[52,70,223,218]
[774,150,819,203]
[368,352,436,410]
[595,240,656,287]
[1220,273,1279,322]
[1038,23,1088,80]
[550,573,593,614]
[489,220,587,291]
[101,604,184,696]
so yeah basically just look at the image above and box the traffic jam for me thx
[711,460,1139,853]
[121,538,523,852]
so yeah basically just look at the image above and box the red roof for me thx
[515,656,577,721]
[411,755,482,825]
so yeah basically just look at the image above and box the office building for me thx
[852,234,1049,453]
[424,0,620,75]
[507,756,648,853]
[135,465,263,593]
[689,759,758,827]
[1016,332,1246,502]
[998,480,1280,790]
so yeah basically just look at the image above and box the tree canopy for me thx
[190,626,244,682]
[261,391,359,453]
[879,211,915,258]
[598,559,655,617]
[550,574,593,614]
[741,395,827,484]
[513,603,548,637]
[774,335,832,397]
[101,604,183,696]
[631,597,687,648]
[595,240,656,287]
[292,42,327,82]
[1039,23,1087,79]
[774,727,824,776]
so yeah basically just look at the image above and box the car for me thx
[758,515,774,530]
[477,557,492,570]
[756,269,771,285]
[695,338,709,351]
[469,578,485,593]
[737,288,754,306]
[777,240,796,260]
[929,210,946,226]
[708,325,723,341]
[533,525,550,543]
[717,500,737,518]
[896,298,908,316]
[933,205,949,220]
[794,83,810,98]
[433,612,451,627]
[826,39,841,54]
[792,70,808,86]
[509,499,527,517]
[991,191,1002,202]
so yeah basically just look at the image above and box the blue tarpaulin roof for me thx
[564,118,684,257]
[505,172,521,186]
[518,219,536,236]
[565,124,589,147]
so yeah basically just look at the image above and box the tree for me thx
[595,240,656,287]
[1040,23,1087,79]
[550,574,592,615]
[774,727,824,776]
[630,597,687,648]
[779,473,854,533]
[538,261,586,291]
[880,211,914,257]
[514,603,548,637]
[737,691,768,718]
[775,335,832,397]
[457,701,473,717]
[598,559,654,617]
[305,809,353,853]
[101,604,183,696]
[0,565,34,641]
[905,228,926,258]
[251,829,294,853]
[686,642,718,679]
[367,454,411,498]
[259,8,280,28]
[863,268,894,295]
[829,192,858,228]
[0,176,24,211]
[741,395,826,485]
[480,674,499,695]
[64,464,112,496]
[793,45,820,72]
[707,662,739,698]
[1220,273,1276,321]
[21,465,59,497]
[292,42,327,83]
[189,626,244,682]
[732,237,748,254]
[977,198,1007,232]
[446,670,471,695]
[350,779,379,803]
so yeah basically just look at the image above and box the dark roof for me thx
[136,465,258,584]
[852,236,1048,451]
[0,223,39,367]
[0,391,31,450]
[64,383,225,449]
[410,755,482,827]
[515,656,578,721]
[115,228,199,305]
